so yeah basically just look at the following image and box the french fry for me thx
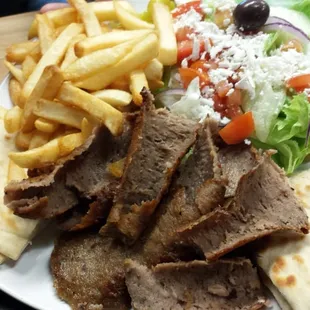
[129,70,149,106]
[15,131,33,150]
[60,34,86,71]
[92,89,132,108]
[7,159,27,182]
[74,33,159,90]
[34,99,89,129]
[6,41,39,63]
[68,0,102,37]
[22,65,64,132]
[81,117,95,140]
[0,106,7,119]
[36,14,55,54]
[74,29,152,57]
[9,78,22,107]
[57,82,124,136]
[34,117,59,133]
[109,76,130,91]
[144,59,163,81]
[114,0,154,30]
[4,60,25,85]
[28,44,42,63]
[107,158,125,178]
[148,79,164,91]
[21,23,83,105]
[54,25,67,37]
[29,130,51,149]
[4,106,23,133]
[10,132,84,169]
[152,3,177,65]
[22,56,37,80]
[65,38,140,81]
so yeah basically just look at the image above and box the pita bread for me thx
[0,118,40,262]
[257,169,310,310]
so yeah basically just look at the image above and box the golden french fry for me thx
[81,117,95,140]
[57,82,123,136]
[74,29,152,57]
[10,132,84,168]
[114,0,154,30]
[9,78,22,107]
[107,158,125,178]
[21,23,83,105]
[144,59,163,81]
[22,56,37,80]
[36,14,55,54]
[109,76,130,91]
[54,25,67,37]
[129,70,149,106]
[68,0,101,37]
[6,41,39,63]
[4,106,23,133]
[34,99,90,129]
[152,3,177,65]
[7,159,27,182]
[29,130,51,149]
[28,44,42,63]
[34,117,59,133]
[92,89,132,108]
[15,131,33,150]
[60,34,86,71]
[4,60,25,85]
[65,38,139,81]
[0,107,7,120]
[22,65,64,132]
[74,33,159,90]
[148,79,164,91]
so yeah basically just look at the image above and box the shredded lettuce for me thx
[264,32,281,55]
[292,0,310,19]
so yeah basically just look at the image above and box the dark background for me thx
[0,290,33,310]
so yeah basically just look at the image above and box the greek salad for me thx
[151,0,310,174]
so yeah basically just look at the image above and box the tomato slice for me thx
[172,1,203,19]
[177,40,205,62]
[219,112,254,145]
[176,27,194,42]
[179,67,210,89]
[286,74,310,91]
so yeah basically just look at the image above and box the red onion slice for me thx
[266,16,291,25]
[155,89,186,109]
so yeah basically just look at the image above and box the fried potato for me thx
[144,59,163,81]
[10,132,84,169]
[68,0,101,37]
[81,117,95,140]
[60,34,86,71]
[7,159,27,183]
[4,60,25,85]
[74,29,152,57]
[0,107,7,120]
[34,99,89,129]
[152,3,177,65]
[21,23,83,105]
[34,117,59,133]
[29,130,51,149]
[22,65,64,132]
[129,70,149,106]
[107,158,125,178]
[65,38,139,81]
[148,79,164,91]
[109,76,130,91]
[92,89,132,108]
[6,41,39,63]
[15,131,33,150]
[21,56,37,80]
[9,78,22,107]
[36,14,55,54]
[28,44,42,63]
[114,0,154,30]
[4,106,23,134]
[74,33,159,90]
[57,82,123,135]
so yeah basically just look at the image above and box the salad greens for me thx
[291,0,310,19]
[264,31,281,55]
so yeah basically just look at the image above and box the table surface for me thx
[0,11,36,310]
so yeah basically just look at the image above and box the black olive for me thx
[233,0,270,32]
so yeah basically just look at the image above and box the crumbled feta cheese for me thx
[226,88,235,96]
[223,18,231,27]
[174,9,202,31]
[181,58,188,68]
[244,139,251,145]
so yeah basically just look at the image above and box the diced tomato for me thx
[176,27,195,42]
[172,1,203,19]
[215,81,232,98]
[219,112,255,145]
[177,40,205,62]
[179,67,210,89]
[286,74,310,92]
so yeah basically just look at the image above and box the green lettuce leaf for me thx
[264,32,281,55]
[292,0,310,19]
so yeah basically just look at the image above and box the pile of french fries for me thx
[3,0,177,170]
